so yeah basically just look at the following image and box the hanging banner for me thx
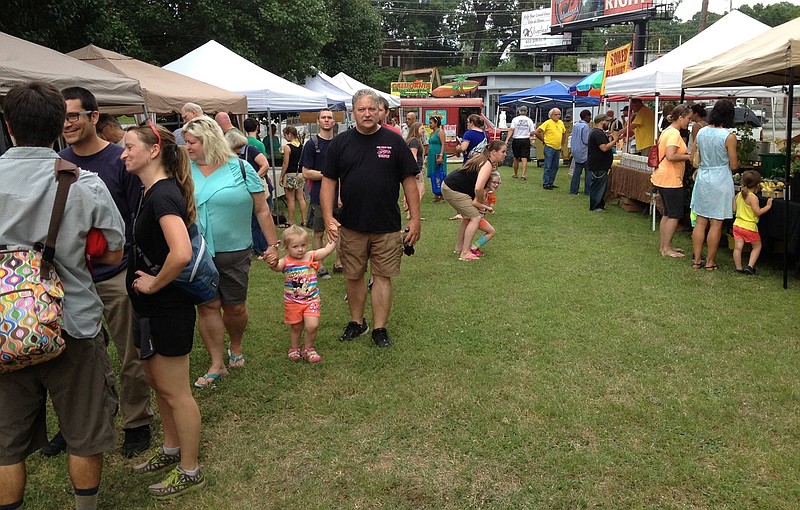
[600,43,632,95]
[391,81,433,97]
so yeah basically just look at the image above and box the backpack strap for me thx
[41,158,79,273]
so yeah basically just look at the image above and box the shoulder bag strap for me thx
[41,158,79,273]
[239,158,246,182]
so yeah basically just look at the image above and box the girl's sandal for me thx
[691,262,704,269]
[287,348,302,361]
[301,347,322,364]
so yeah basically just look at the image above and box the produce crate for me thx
[759,153,787,178]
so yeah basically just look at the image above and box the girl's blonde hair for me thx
[740,170,762,198]
[182,116,236,166]
[127,122,196,225]
[281,225,308,246]
[484,170,501,188]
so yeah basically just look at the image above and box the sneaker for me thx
[148,466,206,500]
[592,208,606,213]
[122,425,151,458]
[745,265,757,275]
[372,328,394,348]
[134,448,181,474]
[339,319,369,342]
[40,430,66,457]
[332,264,343,273]
[318,268,331,280]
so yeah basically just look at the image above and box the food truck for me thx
[399,98,505,155]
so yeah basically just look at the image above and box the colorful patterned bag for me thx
[0,248,65,371]
[0,159,77,372]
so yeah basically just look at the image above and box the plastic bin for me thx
[759,153,787,178]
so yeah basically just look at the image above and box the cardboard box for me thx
[619,197,645,212]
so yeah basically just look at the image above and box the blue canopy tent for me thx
[498,80,600,108]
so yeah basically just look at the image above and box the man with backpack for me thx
[301,109,339,278]
[0,82,125,510]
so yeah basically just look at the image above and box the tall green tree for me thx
[738,2,800,27]
[0,0,144,56]
[378,0,462,68]
[320,0,383,81]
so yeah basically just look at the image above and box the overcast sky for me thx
[672,0,784,21]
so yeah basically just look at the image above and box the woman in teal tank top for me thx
[427,116,447,202]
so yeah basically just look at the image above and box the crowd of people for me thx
[0,80,771,509]
[0,83,422,508]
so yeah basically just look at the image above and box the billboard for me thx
[551,0,656,26]
[521,8,572,50]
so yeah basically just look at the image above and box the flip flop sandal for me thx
[704,264,719,271]
[194,373,222,388]
[692,262,704,269]
[227,348,245,368]
[459,253,480,261]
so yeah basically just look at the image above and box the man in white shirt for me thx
[508,106,535,180]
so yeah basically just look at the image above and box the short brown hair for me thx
[3,82,65,147]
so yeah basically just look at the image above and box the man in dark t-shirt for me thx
[56,87,152,459]
[301,109,337,278]
[587,114,621,212]
[321,89,421,348]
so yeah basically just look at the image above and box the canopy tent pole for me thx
[771,96,776,151]
[654,94,660,141]
[265,108,279,208]
[783,68,794,289]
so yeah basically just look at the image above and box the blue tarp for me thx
[499,80,600,107]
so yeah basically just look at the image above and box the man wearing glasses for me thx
[534,108,567,190]
[46,87,153,460]
[174,102,203,145]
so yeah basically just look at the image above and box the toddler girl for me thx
[470,171,501,257]
[733,170,773,275]
[270,226,336,362]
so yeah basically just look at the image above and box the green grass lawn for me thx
[27,164,800,509]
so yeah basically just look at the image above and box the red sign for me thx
[552,0,655,25]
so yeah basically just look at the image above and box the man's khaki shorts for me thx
[339,227,404,280]
[0,331,118,464]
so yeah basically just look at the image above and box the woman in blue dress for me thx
[690,99,738,271]
[426,115,447,202]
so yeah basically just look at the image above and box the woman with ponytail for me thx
[441,140,507,261]
[122,121,206,499]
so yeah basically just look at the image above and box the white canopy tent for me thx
[330,72,400,108]
[605,11,772,98]
[683,16,800,289]
[163,40,328,113]
[304,71,353,110]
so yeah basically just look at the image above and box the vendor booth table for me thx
[756,197,800,274]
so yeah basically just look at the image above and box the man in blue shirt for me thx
[569,109,592,195]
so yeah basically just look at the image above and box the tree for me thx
[377,0,462,68]
[738,2,800,27]
[0,0,144,57]
[320,0,383,82]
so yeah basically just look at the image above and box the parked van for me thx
[399,98,505,155]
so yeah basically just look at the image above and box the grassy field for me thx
[27,163,800,509]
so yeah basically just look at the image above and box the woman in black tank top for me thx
[280,126,307,226]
